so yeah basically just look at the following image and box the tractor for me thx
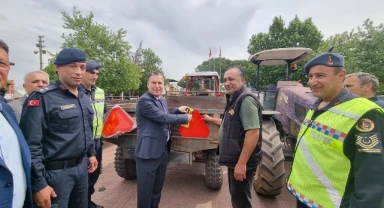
[105,47,318,197]
[106,71,226,190]
[248,47,317,196]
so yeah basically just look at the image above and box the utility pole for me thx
[34,35,46,70]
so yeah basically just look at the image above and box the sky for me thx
[1,0,383,90]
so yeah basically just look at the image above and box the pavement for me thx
[92,141,297,208]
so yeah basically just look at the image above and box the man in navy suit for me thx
[0,39,32,208]
[135,72,192,208]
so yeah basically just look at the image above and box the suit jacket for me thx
[0,101,32,208]
[135,92,188,159]
[8,95,27,123]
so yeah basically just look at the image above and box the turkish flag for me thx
[28,100,40,107]
[209,48,212,58]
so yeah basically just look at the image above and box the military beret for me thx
[304,52,344,75]
[54,48,86,65]
[86,60,102,71]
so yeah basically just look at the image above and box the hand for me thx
[33,186,56,208]
[116,130,125,136]
[234,162,247,181]
[187,114,193,121]
[178,106,190,113]
[202,114,212,123]
[88,156,98,173]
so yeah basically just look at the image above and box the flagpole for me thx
[219,47,222,83]
[208,47,211,71]
[213,47,216,72]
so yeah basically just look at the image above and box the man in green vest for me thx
[83,60,107,208]
[287,50,384,208]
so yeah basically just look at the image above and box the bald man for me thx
[8,71,49,122]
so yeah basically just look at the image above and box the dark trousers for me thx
[135,150,168,208]
[228,167,257,208]
[297,200,309,208]
[88,139,103,200]
[36,157,88,208]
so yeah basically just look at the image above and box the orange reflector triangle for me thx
[102,105,136,138]
[179,110,210,138]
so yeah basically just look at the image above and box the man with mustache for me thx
[19,48,98,208]
[287,51,384,208]
[8,70,49,123]
[203,67,262,208]
[0,39,33,208]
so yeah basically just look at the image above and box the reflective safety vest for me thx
[92,87,105,139]
[287,98,382,208]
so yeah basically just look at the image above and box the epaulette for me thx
[35,84,58,94]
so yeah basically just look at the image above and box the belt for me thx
[44,156,84,170]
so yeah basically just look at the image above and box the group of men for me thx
[1,32,383,208]
[139,51,384,208]
[0,39,107,208]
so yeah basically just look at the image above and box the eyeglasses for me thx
[0,60,15,70]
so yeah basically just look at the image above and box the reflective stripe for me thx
[328,107,360,121]
[300,137,341,208]
[287,183,324,208]
[93,87,105,138]
[303,119,347,142]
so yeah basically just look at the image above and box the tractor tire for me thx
[114,146,137,180]
[253,119,285,197]
[204,149,223,190]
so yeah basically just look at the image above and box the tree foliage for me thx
[137,48,165,95]
[43,7,149,94]
[317,19,384,93]
[192,58,256,86]
[44,52,59,82]
[246,15,323,89]
[189,15,324,90]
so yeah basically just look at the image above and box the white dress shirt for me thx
[0,113,27,208]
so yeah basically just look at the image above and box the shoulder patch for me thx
[35,84,57,94]
[356,118,375,132]
[27,100,40,107]
[356,132,383,154]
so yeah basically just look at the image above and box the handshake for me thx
[178,106,193,122]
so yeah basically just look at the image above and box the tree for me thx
[317,30,360,71]
[43,7,142,94]
[354,19,384,81]
[247,15,323,89]
[137,48,164,95]
[190,58,257,87]
[195,58,234,81]
[318,19,384,94]
[44,52,59,82]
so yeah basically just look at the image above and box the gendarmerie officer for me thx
[287,51,384,208]
[20,48,98,208]
[82,60,107,208]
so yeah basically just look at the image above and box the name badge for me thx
[60,104,76,110]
